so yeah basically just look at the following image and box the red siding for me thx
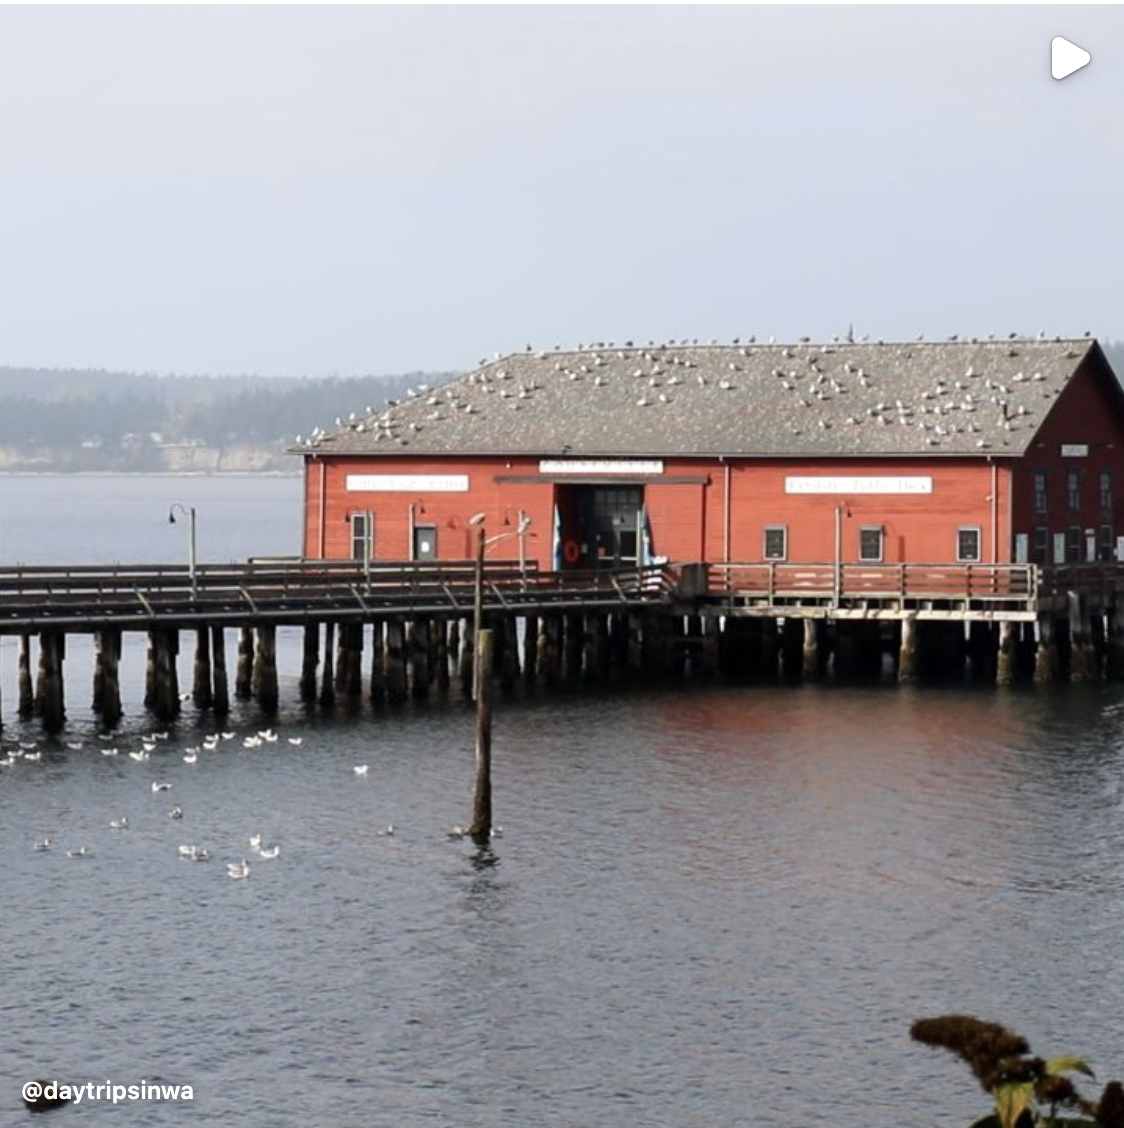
[1010,353,1124,562]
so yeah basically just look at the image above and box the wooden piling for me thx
[369,621,387,703]
[37,631,65,732]
[897,618,918,683]
[996,620,1017,686]
[1107,606,1124,680]
[347,622,365,699]
[433,619,450,694]
[467,628,495,843]
[500,616,520,691]
[699,615,720,678]
[410,618,430,699]
[801,618,820,680]
[299,624,319,702]
[968,620,995,682]
[1068,591,1099,681]
[458,617,475,697]
[193,626,213,709]
[211,625,229,715]
[587,613,611,683]
[235,626,254,699]
[145,630,158,709]
[152,629,179,722]
[102,628,122,725]
[760,618,779,680]
[253,625,279,713]
[334,623,350,693]
[563,613,584,682]
[521,615,537,684]
[319,621,336,707]
[386,618,408,703]
[1034,616,1059,682]
[18,634,33,718]
[92,630,106,713]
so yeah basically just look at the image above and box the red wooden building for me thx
[295,338,1124,572]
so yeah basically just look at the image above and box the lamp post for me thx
[168,503,197,596]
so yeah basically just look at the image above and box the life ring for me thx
[562,539,581,566]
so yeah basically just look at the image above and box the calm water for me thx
[2,476,1123,1126]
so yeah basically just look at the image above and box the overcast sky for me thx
[0,6,1121,377]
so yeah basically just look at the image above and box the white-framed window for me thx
[350,511,373,562]
[859,526,883,562]
[957,526,982,563]
[1033,526,1050,565]
[1100,524,1115,562]
[763,525,787,561]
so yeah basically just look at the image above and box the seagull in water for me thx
[109,817,129,830]
[169,805,184,820]
[152,781,171,793]
[353,764,369,777]
[377,825,394,837]
[227,860,251,880]
[258,844,280,860]
[249,833,263,853]
[33,837,52,852]
[67,847,91,858]
[287,737,303,746]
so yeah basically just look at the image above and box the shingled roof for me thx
[298,338,1105,459]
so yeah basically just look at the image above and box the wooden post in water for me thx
[760,618,780,681]
[467,628,494,844]
[347,622,365,699]
[211,626,230,716]
[801,618,819,680]
[1034,615,1059,682]
[369,622,387,703]
[152,629,180,721]
[145,629,158,709]
[386,618,408,703]
[587,613,610,683]
[459,617,475,698]
[38,630,65,732]
[299,624,319,702]
[1068,590,1099,681]
[410,618,430,699]
[996,620,1017,686]
[193,626,213,709]
[500,616,520,690]
[1107,605,1124,680]
[319,621,336,707]
[93,630,107,713]
[563,613,584,682]
[700,615,721,678]
[18,634,33,718]
[235,626,254,700]
[433,619,450,694]
[102,628,122,726]
[334,623,350,694]
[521,614,538,685]
[898,617,918,683]
[253,625,279,713]
[968,620,995,682]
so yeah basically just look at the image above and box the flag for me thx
[640,504,654,566]
[552,504,563,571]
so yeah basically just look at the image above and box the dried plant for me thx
[910,1014,1123,1128]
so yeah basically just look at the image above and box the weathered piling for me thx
[940,622,967,681]
[37,631,65,732]
[97,628,123,726]
[433,619,450,694]
[299,624,319,702]
[467,628,495,844]
[458,617,474,697]
[1034,616,1059,682]
[800,618,820,680]
[193,627,213,709]
[235,626,254,700]
[625,612,645,678]
[151,629,179,722]
[319,621,336,707]
[500,616,520,690]
[144,630,158,709]
[18,635,33,718]
[586,612,611,683]
[996,620,1018,685]
[1107,607,1124,680]
[968,620,995,682]
[346,622,365,699]
[563,613,584,682]
[334,624,350,694]
[520,614,537,684]
[539,614,564,684]
[699,614,721,678]
[410,618,430,699]
[211,626,230,715]
[1068,591,1099,681]
[369,621,387,703]
[833,621,859,680]
[252,625,279,712]
[897,617,918,683]
[386,618,408,703]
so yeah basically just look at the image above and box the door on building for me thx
[350,512,373,564]
[413,525,437,560]
[570,486,644,568]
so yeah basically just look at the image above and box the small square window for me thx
[859,526,883,562]
[1068,469,1082,512]
[957,527,981,562]
[1033,471,1048,514]
[763,526,787,561]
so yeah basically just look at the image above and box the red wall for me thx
[303,453,1012,567]
[1010,353,1124,561]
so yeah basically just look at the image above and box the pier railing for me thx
[0,559,678,630]
[705,562,1037,609]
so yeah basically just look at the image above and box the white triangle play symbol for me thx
[1052,36,1091,80]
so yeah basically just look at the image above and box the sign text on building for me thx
[784,476,933,495]
[538,459,664,475]
[1061,444,1089,457]
[346,474,469,492]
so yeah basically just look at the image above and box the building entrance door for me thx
[574,486,643,568]
[413,525,437,560]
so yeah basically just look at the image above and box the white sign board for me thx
[784,476,933,495]
[346,474,469,492]
[1061,444,1089,457]
[538,459,664,475]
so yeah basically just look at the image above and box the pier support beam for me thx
[151,629,180,722]
[319,621,336,707]
[386,619,408,704]
[235,626,254,700]
[211,626,230,716]
[369,622,387,703]
[193,626,213,709]
[410,618,430,699]
[521,615,537,685]
[346,622,365,699]
[18,635,33,718]
[432,620,449,695]
[37,631,66,732]
[1068,591,1099,682]
[801,618,820,680]
[458,617,475,698]
[563,614,584,682]
[96,628,122,726]
[253,625,279,713]
[898,617,918,683]
[500,616,520,691]
[996,621,1018,686]
[1107,607,1124,680]
[1034,616,1059,683]
[299,624,319,703]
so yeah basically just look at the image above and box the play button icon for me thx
[1052,36,1091,80]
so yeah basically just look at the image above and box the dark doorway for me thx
[413,524,437,560]
[564,486,643,568]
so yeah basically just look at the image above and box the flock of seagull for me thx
[12,725,399,879]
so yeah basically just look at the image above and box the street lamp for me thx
[168,503,197,596]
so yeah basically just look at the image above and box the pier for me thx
[0,557,1122,731]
